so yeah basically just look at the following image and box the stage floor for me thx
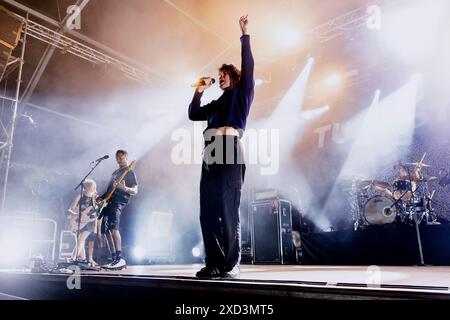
[1,264,450,300]
[84,264,450,289]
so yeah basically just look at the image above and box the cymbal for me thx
[405,162,432,168]
[356,180,372,189]
[355,180,390,190]
[371,180,390,189]
[420,176,438,182]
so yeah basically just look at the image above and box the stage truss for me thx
[0,1,385,214]
[0,7,156,214]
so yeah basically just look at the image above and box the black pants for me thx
[200,136,245,272]
[100,202,126,234]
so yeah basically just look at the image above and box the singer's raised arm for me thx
[240,35,254,92]
[239,15,254,116]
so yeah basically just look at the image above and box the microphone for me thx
[91,155,109,164]
[191,77,215,88]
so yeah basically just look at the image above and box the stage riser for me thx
[301,225,450,265]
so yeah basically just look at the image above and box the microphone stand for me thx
[56,158,105,272]
[388,164,427,266]
[406,165,426,266]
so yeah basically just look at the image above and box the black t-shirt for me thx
[80,194,95,212]
[106,166,138,205]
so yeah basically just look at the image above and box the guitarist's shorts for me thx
[100,202,126,233]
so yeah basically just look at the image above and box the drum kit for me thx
[344,154,438,231]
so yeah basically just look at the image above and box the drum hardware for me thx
[338,176,370,230]
[401,153,434,265]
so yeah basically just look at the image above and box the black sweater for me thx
[188,35,255,134]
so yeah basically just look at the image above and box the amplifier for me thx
[59,230,76,260]
[251,199,296,264]
[253,189,279,201]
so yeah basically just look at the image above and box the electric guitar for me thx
[68,205,96,233]
[96,160,137,219]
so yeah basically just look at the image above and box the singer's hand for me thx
[196,77,213,93]
[239,14,249,35]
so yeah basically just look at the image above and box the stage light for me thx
[251,57,327,232]
[324,73,342,88]
[270,57,314,120]
[255,79,264,86]
[273,24,302,48]
[133,246,146,260]
[300,105,330,121]
[340,77,420,179]
[191,246,201,258]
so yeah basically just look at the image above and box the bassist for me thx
[99,149,138,270]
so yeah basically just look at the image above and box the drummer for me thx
[391,162,422,200]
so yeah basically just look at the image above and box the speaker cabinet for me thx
[251,199,296,264]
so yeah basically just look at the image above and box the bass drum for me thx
[363,195,397,225]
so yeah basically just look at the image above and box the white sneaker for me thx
[88,260,98,267]
[105,258,127,270]
[101,261,113,269]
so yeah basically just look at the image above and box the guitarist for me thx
[99,150,138,270]
[68,179,100,266]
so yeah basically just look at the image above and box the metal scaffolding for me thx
[0,5,161,214]
[0,13,27,214]
[0,1,393,214]
[24,18,153,84]
[311,6,372,43]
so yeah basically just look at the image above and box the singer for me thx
[99,149,138,270]
[188,15,254,278]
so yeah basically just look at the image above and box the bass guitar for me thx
[96,160,137,219]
